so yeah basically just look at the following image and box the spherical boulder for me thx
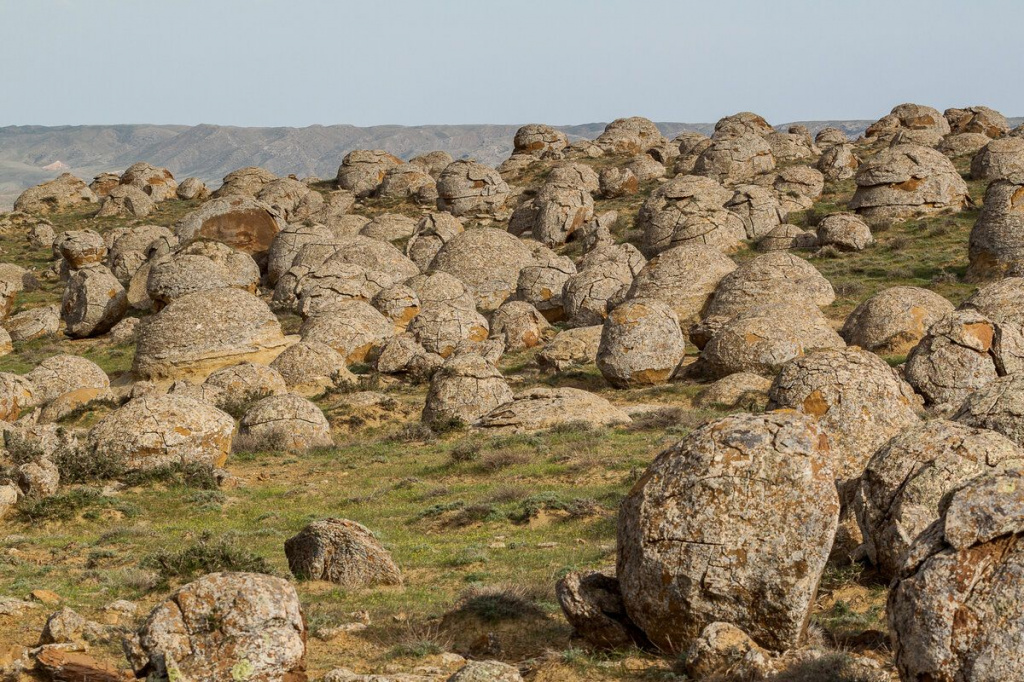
[967,178,1024,281]
[724,184,784,240]
[711,112,774,140]
[617,412,839,653]
[815,212,874,251]
[515,255,576,322]
[61,265,127,338]
[756,224,817,252]
[5,305,59,343]
[336,149,403,198]
[270,341,356,397]
[95,185,155,218]
[856,419,1024,579]
[299,299,394,364]
[904,310,1000,406]
[25,354,109,405]
[285,518,402,586]
[212,166,277,198]
[57,229,106,270]
[512,124,568,156]
[537,325,602,372]
[203,362,288,409]
[174,195,285,261]
[422,354,513,427]
[488,301,549,352]
[435,160,512,220]
[596,299,687,388]
[376,165,437,204]
[88,395,234,470]
[865,103,950,146]
[694,134,776,184]
[970,137,1024,181]
[429,228,536,311]
[238,393,332,452]
[840,286,954,355]
[817,143,860,181]
[405,212,464,272]
[119,162,177,201]
[636,175,745,256]
[360,213,418,243]
[176,176,210,200]
[408,303,489,358]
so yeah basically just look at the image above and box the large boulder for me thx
[904,310,1001,406]
[673,132,713,174]
[147,243,260,309]
[256,177,322,223]
[528,184,594,246]
[865,103,951,146]
[120,162,177,201]
[212,166,277,198]
[238,394,332,452]
[636,175,745,256]
[14,173,97,214]
[176,176,210,200]
[299,299,394,364]
[596,299,687,388]
[376,165,437,204]
[967,178,1024,281]
[856,419,1024,579]
[767,347,920,482]
[711,112,774,140]
[953,373,1024,447]
[57,229,107,270]
[285,518,401,587]
[816,143,860,181]
[945,105,1010,138]
[888,471,1024,682]
[840,286,955,355]
[693,134,776,184]
[88,395,234,471]
[430,228,536,312]
[25,354,109,405]
[488,301,548,352]
[815,212,874,251]
[938,132,993,158]
[435,160,512,220]
[174,196,286,262]
[512,124,568,156]
[335,149,402,198]
[617,412,839,653]
[970,137,1024,182]
[409,150,454,178]
[595,116,666,155]
[537,325,602,372]
[270,341,355,397]
[107,224,174,285]
[405,212,464,272]
[360,213,418,243]
[5,305,60,342]
[625,244,736,330]
[95,184,155,218]
[408,303,489,358]
[515,254,576,322]
[422,354,513,427]
[476,387,630,432]
[700,302,845,378]
[203,362,287,409]
[124,572,306,682]
[134,288,292,381]
[724,184,784,240]
[61,265,127,338]
[849,144,969,226]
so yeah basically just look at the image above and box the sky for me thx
[1,0,1021,128]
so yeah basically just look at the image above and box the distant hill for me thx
[6,118,1013,211]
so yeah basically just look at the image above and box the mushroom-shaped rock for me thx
[270,341,355,397]
[555,570,647,650]
[617,411,839,653]
[120,162,177,201]
[239,393,332,452]
[299,300,394,364]
[204,362,287,409]
[841,286,954,355]
[25,355,109,405]
[625,244,737,330]
[904,310,1000,406]
[767,347,920,481]
[694,134,776,184]
[945,105,1010,138]
[970,137,1024,181]
[888,470,1024,682]
[14,173,97,214]
[636,175,745,256]
[88,395,234,471]
[134,288,291,381]
[435,160,512,220]
[124,572,306,682]
[408,304,489,358]
[865,103,951,145]
[488,301,549,352]
[212,166,278,198]
[701,302,845,378]
[285,518,401,586]
[855,419,1024,579]
[724,184,784,240]
[816,212,874,251]
[61,265,127,338]
[817,143,860,181]
[953,374,1024,447]
[57,229,107,270]
[515,255,576,322]
[176,176,210,200]
[5,305,60,342]
[537,325,602,372]
[849,144,970,225]
[335,149,402,198]
[430,228,536,312]
[513,124,569,156]
[596,299,687,388]
[476,387,630,431]
[422,354,513,427]
[174,195,285,261]
[967,178,1024,281]
[95,184,155,218]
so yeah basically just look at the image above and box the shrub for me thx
[53,446,126,484]
[452,585,544,623]
[142,532,272,585]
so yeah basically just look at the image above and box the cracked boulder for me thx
[817,143,860,182]
[865,103,950,146]
[422,353,513,428]
[637,175,745,256]
[537,325,602,372]
[594,116,667,155]
[60,265,127,338]
[970,137,1024,182]
[376,165,437,204]
[270,341,356,397]
[435,160,512,220]
[945,105,1010,138]
[724,184,784,240]
[174,195,286,262]
[408,303,489,358]
[299,299,394,364]
[512,124,568,156]
[124,572,306,682]
[888,470,1024,682]
[285,518,401,587]
[88,394,234,471]
[476,387,630,432]
[120,162,177,201]
[203,362,288,410]
[25,354,109,405]
[147,242,260,309]
[238,394,332,452]
[840,286,954,355]
[212,166,277,198]
[856,419,1024,579]
[515,254,575,322]
[405,212,464,272]
[429,228,536,312]
[967,178,1024,281]
[488,301,549,352]
[694,133,776,184]
[95,184,155,218]
[596,299,686,388]
[953,373,1024,448]
[617,411,839,653]
[335,149,402,198]
[815,212,874,251]
[904,310,1001,406]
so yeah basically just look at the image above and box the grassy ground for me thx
[0,144,984,680]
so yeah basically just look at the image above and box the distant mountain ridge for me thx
[5,118,1014,211]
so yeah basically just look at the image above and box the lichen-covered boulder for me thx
[841,286,954,355]
[970,137,1024,182]
[816,212,874,251]
[429,228,536,312]
[238,394,332,452]
[476,387,630,432]
[57,229,107,270]
[694,134,776,184]
[724,184,784,240]
[14,173,97,214]
[888,471,1024,682]
[537,325,602,373]
[767,347,920,481]
[856,419,1024,579]
[409,150,454,178]
[945,105,1010,138]
[336,149,402,198]
[617,412,839,653]
[285,518,401,587]
[174,195,286,261]
[270,341,356,397]
[107,224,174,285]
[95,184,155,218]
[555,570,647,650]
[712,112,774,140]
[595,116,667,155]
[5,305,60,342]
[528,184,594,246]
[598,167,639,199]
[967,178,1024,281]
[815,127,849,148]
[371,284,420,328]
[256,178,322,223]
[766,131,818,162]
[405,212,464,272]
[176,176,210,200]
[134,288,292,381]
[422,354,513,427]
[60,265,127,338]
[435,160,512,220]
[512,124,568,156]
[694,372,772,409]
[701,302,845,378]
[360,213,418,243]
[771,165,825,213]
[938,133,992,158]
[515,255,575,322]
[203,362,287,409]
[299,299,394,364]
[596,299,686,388]
[212,166,278,199]
[756,224,817,252]
[865,103,950,145]
[849,144,970,225]
[88,395,233,470]
[124,572,306,682]
[904,310,1000,406]
[953,373,1024,447]
[816,143,860,181]
[637,176,746,256]
[119,162,177,201]
[25,354,109,405]
[488,301,549,352]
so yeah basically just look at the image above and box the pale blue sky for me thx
[1,0,1020,127]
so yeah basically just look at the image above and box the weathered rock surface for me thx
[435,160,512,220]
[841,286,954,355]
[953,373,1024,447]
[904,310,1000,406]
[299,299,394,364]
[971,136,1024,181]
[637,176,745,256]
[285,518,402,587]
[816,212,874,251]
[429,228,536,312]
[476,387,630,431]
[14,173,97,214]
[422,354,513,427]
[26,354,109,404]
[174,195,285,261]
[537,325,602,372]
[597,299,687,388]
[555,570,647,650]
[239,394,333,452]
[336,149,402,198]
[270,341,356,397]
[967,178,1024,281]
[61,265,127,338]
